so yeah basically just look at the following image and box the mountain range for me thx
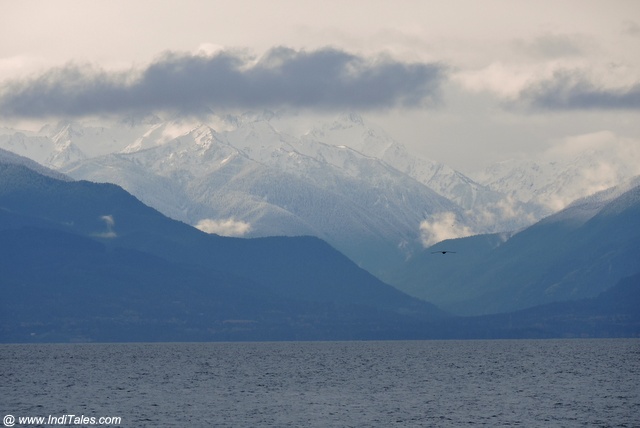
[0,157,445,342]
[1,155,638,341]
[392,176,640,315]
[1,111,639,330]
[1,112,556,279]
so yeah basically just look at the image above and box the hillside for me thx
[430,272,640,339]
[0,162,446,342]
[0,113,550,280]
[2,159,638,341]
[390,180,640,315]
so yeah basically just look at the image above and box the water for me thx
[2,339,639,427]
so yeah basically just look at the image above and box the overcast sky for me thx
[1,0,639,174]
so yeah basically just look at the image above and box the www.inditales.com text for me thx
[3,414,121,426]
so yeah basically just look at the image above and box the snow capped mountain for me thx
[59,114,464,276]
[0,147,70,181]
[302,113,547,238]
[303,113,485,208]
[1,111,636,280]
[0,115,164,166]
[391,178,640,316]
[479,134,640,212]
[0,127,57,166]
[47,124,87,168]
[537,174,640,227]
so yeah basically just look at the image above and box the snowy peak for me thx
[121,122,165,153]
[539,175,640,226]
[479,130,640,213]
[480,148,640,212]
[2,111,636,271]
[301,113,537,233]
[121,118,203,154]
[0,129,55,166]
[305,112,396,160]
[47,123,87,168]
[52,112,466,279]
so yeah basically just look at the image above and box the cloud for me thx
[513,33,587,59]
[0,47,447,118]
[543,131,640,207]
[419,211,473,247]
[94,214,116,238]
[516,70,640,110]
[194,218,251,237]
[453,62,541,99]
[464,196,539,233]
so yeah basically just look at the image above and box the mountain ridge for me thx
[2,159,638,341]
[1,161,447,342]
[391,178,640,315]
[2,112,639,282]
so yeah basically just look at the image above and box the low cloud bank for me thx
[195,218,251,237]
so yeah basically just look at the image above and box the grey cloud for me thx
[517,71,640,110]
[0,47,447,118]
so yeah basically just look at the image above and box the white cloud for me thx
[538,131,640,209]
[94,214,116,238]
[195,218,251,237]
[453,62,541,99]
[419,211,473,247]
[0,55,47,81]
[196,43,225,57]
[545,131,635,159]
[546,132,640,185]
[465,196,539,234]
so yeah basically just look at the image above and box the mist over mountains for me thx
[1,158,638,341]
[392,177,640,315]
[0,111,595,279]
[1,111,639,341]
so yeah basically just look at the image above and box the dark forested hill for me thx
[0,162,445,342]
[2,161,637,342]
[392,182,640,316]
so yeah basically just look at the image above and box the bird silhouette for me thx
[431,250,456,254]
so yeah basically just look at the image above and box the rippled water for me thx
[2,339,639,427]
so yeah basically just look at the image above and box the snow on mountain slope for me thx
[302,113,547,238]
[61,115,463,276]
[0,116,162,168]
[0,111,544,244]
[0,147,70,181]
[2,111,636,279]
[0,127,58,166]
[303,113,482,207]
[479,132,640,212]
[536,175,640,227]
[389,177,640,316]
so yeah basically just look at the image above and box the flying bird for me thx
[431,250,456,254]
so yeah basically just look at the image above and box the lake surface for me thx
[2,339,639,427]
